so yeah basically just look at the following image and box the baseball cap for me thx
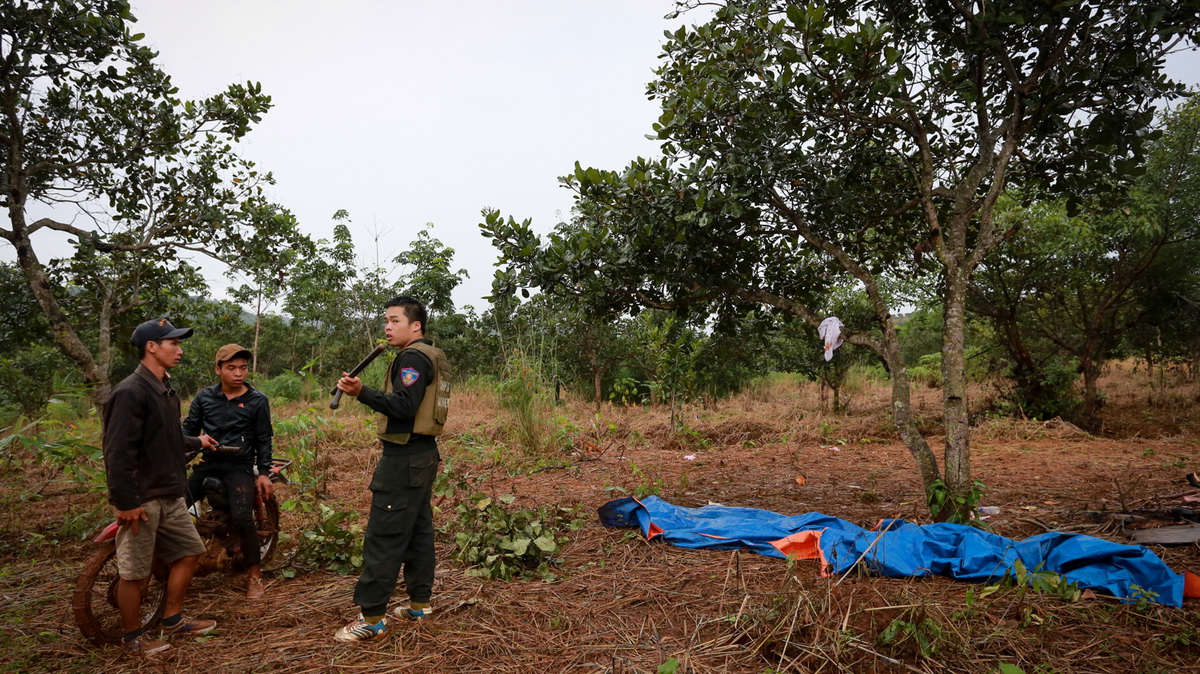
[130,318,194,347]
[215,343,253,366]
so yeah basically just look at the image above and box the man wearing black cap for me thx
[102,318,218,655]
[182,343,275,599]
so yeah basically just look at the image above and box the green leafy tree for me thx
[0,263,63,416]
[0,0,299,408]
[283,214,467,378]
[484,0,1199,517]
[284,215,364,373]
[227,206,312,374]
[1124,239,1200,387]
[49,243,207,384]
[970,99,1200,423]
[398,226,469,319]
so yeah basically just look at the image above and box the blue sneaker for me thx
[393,604,433,621]
[334,614,388,642]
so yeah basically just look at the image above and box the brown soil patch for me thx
[3,371,1200,672]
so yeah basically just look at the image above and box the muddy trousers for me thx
[186,463,261,566]
[354,447,439,617]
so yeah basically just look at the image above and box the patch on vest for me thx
[400,367,420,387]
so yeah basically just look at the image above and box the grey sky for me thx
[130,0,710,312]
[10,2,1199,314]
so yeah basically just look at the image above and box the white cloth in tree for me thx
[818,316,844,361]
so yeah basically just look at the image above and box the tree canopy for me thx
[484,0,1200,517]
[1,0,304,406]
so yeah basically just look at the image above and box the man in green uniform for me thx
[333,296,450,642]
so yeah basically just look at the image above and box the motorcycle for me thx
[72,454,290,647]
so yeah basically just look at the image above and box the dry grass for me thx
[3,366,1200,672]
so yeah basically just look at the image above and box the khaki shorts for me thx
[115,496,206,580]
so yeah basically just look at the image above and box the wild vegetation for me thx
[3,364,1200,672]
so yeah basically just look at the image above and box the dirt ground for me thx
[3,368,1200,673]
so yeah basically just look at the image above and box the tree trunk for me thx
[593,367,603,415]
[878,315,941,493]
[1145,346,1155,407]
[585,338,603,415]
[1078,355,1104,427]
[97,283,115,384]
[252,290,263,375]
[996,316,1053,418]
[941,273,972,520]
[6,210,111,410]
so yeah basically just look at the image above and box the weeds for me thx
[879,614,944,657]
[1,419,106,493]
[602,460,668,499]
[498,350,564,459]
[274,412,332,496]
[954,560,1082,628]
[1130,584,1159,610]
[927,478,987,525]
[281,503,364,576]
[444,492,583,581]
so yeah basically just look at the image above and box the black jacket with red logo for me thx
[182,383,274,475]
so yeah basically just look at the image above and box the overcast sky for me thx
[130,0,713,312]
[11,2,1200,314]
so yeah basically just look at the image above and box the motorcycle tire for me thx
[72,540,168,647]
[256,495,281,566]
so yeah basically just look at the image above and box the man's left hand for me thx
[256,474,274,500]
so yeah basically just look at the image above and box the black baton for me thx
[330,343,388,409]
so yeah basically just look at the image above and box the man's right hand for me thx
[199,433,218,449]
[336,372,364,398]
[116,506,147,535]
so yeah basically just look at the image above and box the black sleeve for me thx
[357,350,434,421]
[103,386,144,511]
[255,395,274,474]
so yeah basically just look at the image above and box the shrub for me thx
[446,493,582,582]
[284,503,364,576]
[0,345,73,417]
[498,351,561,458]
[255,372,305,402]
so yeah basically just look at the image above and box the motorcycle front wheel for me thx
[72,541,168,647]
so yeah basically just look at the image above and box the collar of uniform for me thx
[409,338,433,347]
[134,363,172,396]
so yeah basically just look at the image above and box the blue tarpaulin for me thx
[598,496,1187,607]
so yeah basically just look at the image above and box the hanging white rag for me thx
[818,316,844,361]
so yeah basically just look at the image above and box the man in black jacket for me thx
[102,318,218,655]
[332,296,451,643]
[183,344,275,599]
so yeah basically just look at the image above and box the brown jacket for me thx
[102,364,202,510]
